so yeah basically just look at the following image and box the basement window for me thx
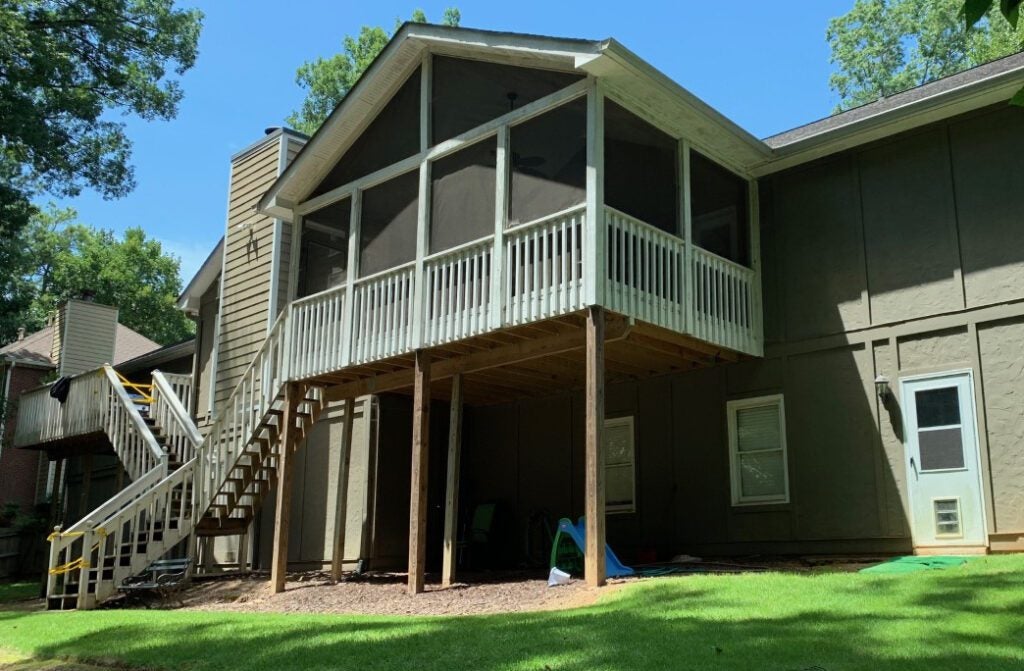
[605,416,636,514]
[727,395,789,505]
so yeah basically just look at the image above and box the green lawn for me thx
[0,582,38,604]
[1,555,1023,671]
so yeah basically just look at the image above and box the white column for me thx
[584,78,606,307]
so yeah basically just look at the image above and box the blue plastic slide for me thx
[555,517,634,578]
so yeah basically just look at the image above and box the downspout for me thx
[0,359,12,463]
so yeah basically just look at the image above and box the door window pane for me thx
[934,499,962,537]
[918,427,965,471]
[915,387,961,427]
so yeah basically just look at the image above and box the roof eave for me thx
[753,61,1024,176]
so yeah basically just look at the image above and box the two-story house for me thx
[12,24,1024,610]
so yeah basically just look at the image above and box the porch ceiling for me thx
[311,311,740,406]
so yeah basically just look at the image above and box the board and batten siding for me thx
[364,101,1024,563]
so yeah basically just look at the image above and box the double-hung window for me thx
[727,395,789,505]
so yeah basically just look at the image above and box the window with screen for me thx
[359,170,419,278]
[914,386,965,471]
[690,150,750,266]
[298,198,350,297]
[728,395,789,505]
[507,98,586,226]
[604,100,678,234]
[430,138,496,254]
[604,416,636,513]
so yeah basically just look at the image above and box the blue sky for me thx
[51,0,854,282]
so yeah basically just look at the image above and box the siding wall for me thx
[214,139,281,410]
[58,300,118,376]
[368,102,1024,562]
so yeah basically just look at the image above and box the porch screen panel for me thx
[690,150,750,266]
[312,66,422,197]
[359,171,419,278]
[430,138,497,253]
[507,98,586,226]
[431,56,582,145]
[604,100,678,234]
[298,198,350,297]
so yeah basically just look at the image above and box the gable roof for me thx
[178,237,224,314]
[0,323,161,369]
[259,24,1024,212]
[259,23,771,219]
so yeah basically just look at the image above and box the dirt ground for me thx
[156,570,613,616]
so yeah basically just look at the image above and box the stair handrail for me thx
[100,365,168,479]
[151,370,203,463]
[194,306,292,520]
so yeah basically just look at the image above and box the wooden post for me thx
[408,350,431,594]
[585,306,606,587]
[237,528,249,573]
[270,382,300,593]
[441,374,463,587]
[331,397,356,581]
[78,453,93,521]
[49,458,65,527]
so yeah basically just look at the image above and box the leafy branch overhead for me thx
[964,0,1024,103]
[287,8,461,136]
[828,0,1024,111]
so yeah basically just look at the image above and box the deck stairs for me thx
[46,313,326,610]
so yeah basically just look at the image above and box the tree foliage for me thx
[287,8,461,135]
[963,0,1024,103]
[0,0,203,202]
[0,0,202,335]
[827,0,1024,110]
[1,205,194,347]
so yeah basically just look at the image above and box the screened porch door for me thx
[900,372,987,551]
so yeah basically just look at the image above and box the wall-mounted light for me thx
[874,375,891,401]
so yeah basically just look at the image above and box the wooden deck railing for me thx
[151,371,202,463]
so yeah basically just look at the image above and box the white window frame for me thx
[727,394,789,506]
[604,415,636,514]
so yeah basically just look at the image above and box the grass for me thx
[1,555,1022,671]
[0,582,38,604]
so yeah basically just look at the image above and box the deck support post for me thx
[331,397,356,581]
[78,453,93,520]
[585,305,606,587]
[441,373,463,587]
[408,350,431,594]
[270,382,301,593]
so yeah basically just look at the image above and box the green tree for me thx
[287,8,461,135]
[5,205,194,346]
[0,0,202,336]
[964,0,1024,103]
[827,0,1024,111]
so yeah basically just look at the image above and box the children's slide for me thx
[551,517,635,578]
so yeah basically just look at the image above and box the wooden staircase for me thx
[46,310,327,610]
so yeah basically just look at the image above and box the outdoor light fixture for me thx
[874,375,891,401]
